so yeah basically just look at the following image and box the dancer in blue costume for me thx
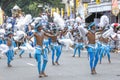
[98,23,120,63]
[73,34,84,57]
[29,22,54,78]
[19,29,33,58]
[99,36,111,64]
[6,32,14,67]
[50,28,62,65]
[79,22,99,74]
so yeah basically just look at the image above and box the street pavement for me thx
[0,48,120,80]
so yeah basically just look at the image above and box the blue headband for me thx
[88,22,95,30]
[34,22,43,32]
[35,22,42,29]
[6,31,13,36]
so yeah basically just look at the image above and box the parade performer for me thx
[13,30,27,58]
[99,36,111,64]
[50,28,62,65]
[0,29,5,44]
[116,25,120,53]
[29,22,54,78]
[79,22,99,74]
[99,23,120,63]
[26,23,36,58]
[49,12,65,65]
[0,29,8,58]
[73,34,84,57]
[6,31,14,67]
[58,26,74,51]
[102,23,119,52]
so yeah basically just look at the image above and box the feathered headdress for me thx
[15,14,32,31]
[98,15,109,28]
[53,12,65,30]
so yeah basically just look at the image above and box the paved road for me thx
[0,49,120,80]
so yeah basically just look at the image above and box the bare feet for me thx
[39,72,48,78]
[55,61,60,65]
[52,62,55,65]
[29,55,33,58]
[42,72,48,77]
[91,68,97,75]
[39,73,43,78]
[8,64,12,67]
[19,55,22,58]
[108,59,111,63]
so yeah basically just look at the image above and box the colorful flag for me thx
[76,0,80,8]
[96,0,101,5]
[83,3,88,8]
[67,6,70,17]
[51,8,55,17]
[112,0,119,16]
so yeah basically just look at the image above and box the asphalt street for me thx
[0,48,120,80]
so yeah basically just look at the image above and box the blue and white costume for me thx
[99,42,111,63]
[51,42,62,65]
[34,45,48,74]
[86,44,99,71]
[73,35,84,57]
[33,22,48,77]
[5,32,14,67]
[79,22,99,74]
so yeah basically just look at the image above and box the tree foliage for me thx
[0,0,65,16]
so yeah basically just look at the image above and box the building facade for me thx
[86,0,120,24]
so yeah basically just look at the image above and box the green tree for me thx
[0,0,65,16]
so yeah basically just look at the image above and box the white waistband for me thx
[87,44,97,49]
[35,45,42,50]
